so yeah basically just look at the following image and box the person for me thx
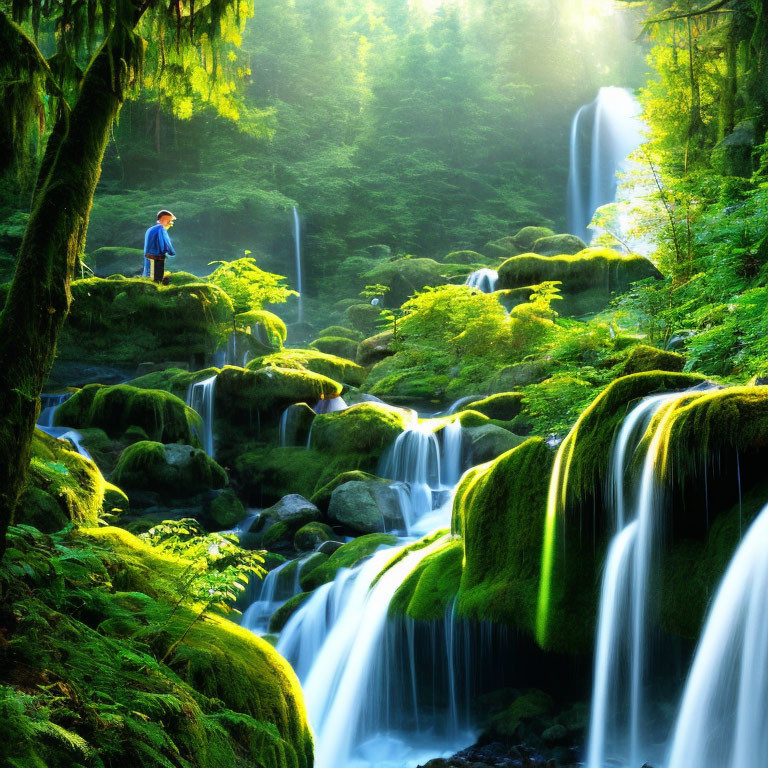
[143,209,177,284]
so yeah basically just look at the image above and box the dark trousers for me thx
[144,255,167,283]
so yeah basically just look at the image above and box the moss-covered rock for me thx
[512,226,556,251]
[356,330,394,368]
[309,336,359,361]
[128,367,219,400]
[483,237,520,259]
[84,246,144,277]
[318,325,363,341]
[249,348,365,388]
[311,402,407,456]
[54,383,199,444]
[531,234,587,256]
[497,249,661,315]
[344,303,381,335]
[389,538,464,620]
[16,429,107,531]
[443,250,487,264]
[269,592,313,633]
[310,470,381,513]
[54,276,233,373]
[461,392,524,421]
[112,441,227,500]
[327,480,404,534]
[237,309,288,352]
[465,424,527,463]
[363,257,446,306]
[614,344,686,375]
[294,522,335,552]
[299,533,398,591]
[207,489,246,530]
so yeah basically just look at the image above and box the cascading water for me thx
[585,391,699,768]
[567,86,646,244]
[36,392,92,458]
[465,268,498,293]
[292,205,303,322]
[186,375,216,457]
[440,418,464,489]
[38,393,72,427]
[666,501,768,768]
[242,558,308,634]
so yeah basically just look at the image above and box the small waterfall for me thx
[186,375,216,457]
[278,536,452,768]
[36,426,92,459]
[38,393,72,427]
[464,269,498,293]
[567,86,646,243]
[313,396,348,414]
[446,395,479,415]
[242,558,307,634]
[585,392,698,768]
[666,501,768,768]
[292,205,303,322]
[440,419,464,489]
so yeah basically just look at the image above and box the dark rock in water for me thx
[327,479,404,534]
[464,424,526,464]
[257,494,321,527]
[317,539,345,555]
[418,741,551,768]
[294,521,335,552]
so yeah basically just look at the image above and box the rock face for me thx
[112,441,228,500]
[464,424,527,464]
[327,480,404,533]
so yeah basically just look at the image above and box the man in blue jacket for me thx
[143,209,177,283]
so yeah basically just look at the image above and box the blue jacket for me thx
[144,223,176,258]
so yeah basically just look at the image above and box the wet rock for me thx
[294,522,335,552]
[465,424,526,464]
[318,540,345,555]
[327,480,404,534]
[252,494,321,532]
[418,741,550,768]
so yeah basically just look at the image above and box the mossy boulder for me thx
[310,470,381,513]
[294,522,335,552]
[318,325,363,341]
[512,226,556,251]
[465,424,527,464]
[269,592,313,633]
[112,441,228,500]
[531,234,587,256]
[327,480,404,534]
[615,344,686,375]
[497,249,661,316]
[311,402,407,457]
[356,330,394,368]
[54,383,198,444]
[128,367,219,400]
[443,250,486,264]
[237,308,288,351]
[84,246,144,277]
[483,237,520,259]
[16,429,108,531]
[462,392,523,421]
[309,336,359,361]
[299,533,398,591]
[344,303,381,335]
[389,538,464,620]
[249,348,365,388]
[363,257,446,306]
[252,495,321,534]
[54,276,233,372]
[366,358,451,403]
[206,489,246,530]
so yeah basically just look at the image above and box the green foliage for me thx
[207,257,297,314]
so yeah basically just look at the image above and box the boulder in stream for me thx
[327,480,404,534]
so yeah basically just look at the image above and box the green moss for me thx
[310,336,359,361]
[318,325,363,341]
[356,330,394,367]
[455,409,489,427]
[294,522,335,552]
[251,348,365,387]
[208,490,246,530]
[54,383,199,443]
[367,360,451,402]
[112,441,227,499]
[483,237,520,259]
[461,393,524,421]
[84,246,144,277]
[512,226,556,250]
[388,538,464,620]
[55,276,233,370]
[310,470,381,513]
[531,233,587,256]
[614,344,686,375]
[344,303,381,334]
[487,690,554,741]
[269,592,312,633]
[103,482,130,517]
[363,257,446,305]
[443,250,487,264]
[17,430,106,530]
[300,533,398,591]
[236,309,288,351]
[128,367,220,400]
[311,402,407,456]
[263,521,293,549]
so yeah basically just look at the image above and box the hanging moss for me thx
[54,383,199,443]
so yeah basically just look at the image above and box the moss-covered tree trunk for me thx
[0,15,143,556]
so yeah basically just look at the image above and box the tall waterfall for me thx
[186,375,217,457]
[567,86,646,243]
[586,392,698,768]
[292,205,303,322]
[465,269,498,293]
[666,501,768,768]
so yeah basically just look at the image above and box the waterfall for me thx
[37,392,91,458]
[585,392,697,768]
[38,393,72,427]
[186,375,216,457]
[440,419,464,489]
[465,269,498,293]
[278,409,290,447]
[292,205,303,322]
[313,396,348,414]
[278,535,456,768]
[666,501,768,768]
[566,86,646,243]
[241,558,307,634]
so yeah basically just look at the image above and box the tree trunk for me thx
[0,18,141,556]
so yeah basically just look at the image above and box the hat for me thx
[157,209,176,220]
